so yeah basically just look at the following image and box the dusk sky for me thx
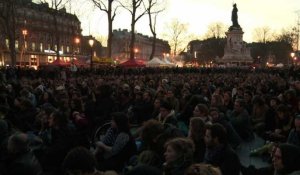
[79,0,299,44]
[36,0,300,44]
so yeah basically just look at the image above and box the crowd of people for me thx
[0,66,300,175]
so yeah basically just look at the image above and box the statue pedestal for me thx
[218,27,252,66]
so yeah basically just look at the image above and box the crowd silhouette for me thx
[0,66,300,175]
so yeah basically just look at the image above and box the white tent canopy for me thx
[146,57,168,67]
[162,58,176,67]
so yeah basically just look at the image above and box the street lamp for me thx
[74,37,80,53]
[21,29,28,67]
[73,37,80,62]
[134,48,138,59]
[291,52,295,66]
[88,38,94,69]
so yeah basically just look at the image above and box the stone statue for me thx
[231,3,240,28]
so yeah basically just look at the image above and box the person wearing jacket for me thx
[203,123,241,175]
[5,132,43,175]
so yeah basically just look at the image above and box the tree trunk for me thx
[149,34,156,60]
[107,6,112,58]
[130,17,136,60]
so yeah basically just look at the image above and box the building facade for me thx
[0,0,101,68]
[111,29,171,62]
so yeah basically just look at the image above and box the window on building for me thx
[66,46,69,53]
[30,55,37,66]
[55,45,57,51]
[48,56,53,63]
[61,46,64,53]
[25,41,27,49]
[48,44,50,50]
[40,43,43,52]
[32,42,36,51]
[5,39,9,48]
[15,41,19,49]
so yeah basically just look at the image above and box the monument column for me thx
[218,4,252,66]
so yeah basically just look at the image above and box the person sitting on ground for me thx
[188,117,206,163]
[63,146,116,175]
[184,163,222,175]
[94,112,137,171]
[126,164,162,175]
[228,98,253,141]
[138,119,184,163]
[193,103,211,125]
[203,123,241,175]
[165,88,180,113]
[264,104,293,143]
[209,107,241,149]
[37,110,78,174]
[272,143,300,175]
[4,132,43,175]
[163,137,195,175]
[156,100,177,127]
[287,114,300,147]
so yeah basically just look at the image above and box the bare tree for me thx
[120,0,147,60]
[91,0,119,59]
[253,26,273,43]
[39,0,70,61]
[204,22,227,39]
[163,19,188,56]
[0,0,17,66]
[144,0,164,60]
[274,27,298,49]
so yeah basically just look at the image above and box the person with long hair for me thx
[163,137,195,175]
[188,117,206,163]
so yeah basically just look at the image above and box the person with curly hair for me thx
[163,137,195,175]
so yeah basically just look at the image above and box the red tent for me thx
[71,58,86,67]
[119,59,145,68]
[51,58,87,67]
[51,59,70,66]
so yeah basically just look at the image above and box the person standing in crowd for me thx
[163,137,195,175]
[204,123,241,175]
